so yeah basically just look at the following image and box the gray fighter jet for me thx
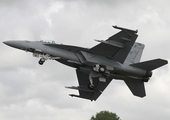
[3,26,168,101]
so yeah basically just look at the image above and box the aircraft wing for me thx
[67,69,112,101]
[89,26,138,64]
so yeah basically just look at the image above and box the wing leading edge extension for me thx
[89,26,138,64]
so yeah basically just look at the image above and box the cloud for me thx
[0,0,170,120]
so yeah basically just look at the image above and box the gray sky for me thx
[0,0,170,120]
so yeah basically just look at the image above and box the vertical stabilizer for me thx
[124,42,144,65]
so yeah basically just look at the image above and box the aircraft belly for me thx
[44,46,80,63]
[77,51,120,70]
[114,66,146,77]
[110,73,145,81]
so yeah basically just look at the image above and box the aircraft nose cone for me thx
[3,41,14,46]
[3,40,20,48]
[3,41,10,45]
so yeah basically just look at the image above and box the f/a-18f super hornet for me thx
[3,26,168,101]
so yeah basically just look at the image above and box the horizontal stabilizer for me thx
[124,81,146,97]
[130,59,168,71]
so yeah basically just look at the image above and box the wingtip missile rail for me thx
[113,25,138,33]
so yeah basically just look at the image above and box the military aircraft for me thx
[3,26,168,101]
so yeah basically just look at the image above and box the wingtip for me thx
[3,41,9,45]
[112,25,117,28]
[112,25,138,33]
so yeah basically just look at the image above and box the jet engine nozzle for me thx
[144,71,152,78]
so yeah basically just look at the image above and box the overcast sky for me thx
[0,0,170,120]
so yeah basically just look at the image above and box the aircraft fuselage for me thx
[3,40,152,83]
[3,25,168,100]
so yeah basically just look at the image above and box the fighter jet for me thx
[3,26,168,101]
